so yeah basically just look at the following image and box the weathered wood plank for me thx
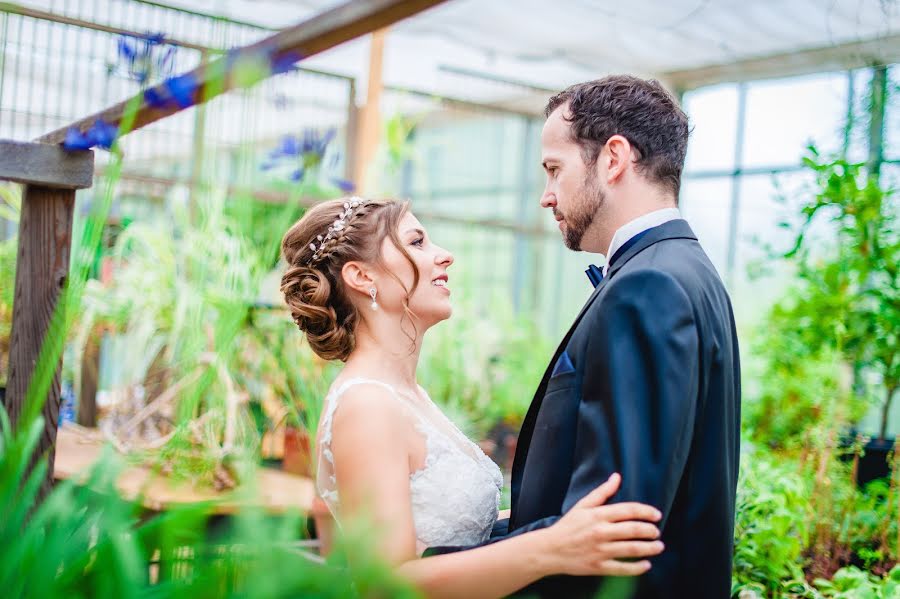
[0,140,94,189]
[4,184,76,498]
[37,0,448,145]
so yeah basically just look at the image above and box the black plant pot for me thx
[858,437,895,487]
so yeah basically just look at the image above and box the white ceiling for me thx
[28,0,900,106]
[167,0,900,104]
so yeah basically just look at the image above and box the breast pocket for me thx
[546,369,577,394]
[537,370,579,436]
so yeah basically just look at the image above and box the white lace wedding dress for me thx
[317,377,503,554]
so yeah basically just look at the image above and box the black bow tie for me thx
[586,228,656,288]
[585,264,604,288]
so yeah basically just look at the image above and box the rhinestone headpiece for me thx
[306,197,368,265]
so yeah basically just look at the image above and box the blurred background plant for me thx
[735,143,899,596]
[0,402,420,599]
[0,184,19,391]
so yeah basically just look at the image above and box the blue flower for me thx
[63,128,92,151]
[117,37,137,62]
[260,127,339,182]
[115,32,174,84]
[144,72,199,109]
[62,119,119,151]
[331,178,355,192]
[166,73,198,108]
[269,50,303,75]
[144,32,166,45]
[269,135,302,159]
[89,119,118,149]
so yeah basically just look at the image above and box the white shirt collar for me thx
[602,207,682,275]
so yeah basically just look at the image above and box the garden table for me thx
[52,424,316,514]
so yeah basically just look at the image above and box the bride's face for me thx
[377,211,454,327]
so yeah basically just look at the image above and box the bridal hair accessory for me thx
[307,197,368,265]
[369,287,378,310]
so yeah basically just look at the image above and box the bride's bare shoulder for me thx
[330,381,410,437]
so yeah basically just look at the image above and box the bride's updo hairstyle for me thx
[280,197,420,361]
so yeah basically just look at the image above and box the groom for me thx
[429,75,741,598]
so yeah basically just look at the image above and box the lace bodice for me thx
[317,377,503,554]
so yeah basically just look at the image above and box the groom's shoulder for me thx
[599,266,692,308]
[620,234,720,289]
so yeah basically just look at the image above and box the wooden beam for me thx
[352,28,388,193]
[36,0,448,145]
[663,33,900,91]
[0,141,94,189]
[4,184,76,498]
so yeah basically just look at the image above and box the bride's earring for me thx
[369,287,378,311]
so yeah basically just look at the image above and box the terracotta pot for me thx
[282,425,313,477]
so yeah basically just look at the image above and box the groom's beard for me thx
[561,174,606,251]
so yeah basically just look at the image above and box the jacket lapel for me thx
[509,276,609,526]
[508,218,699,528]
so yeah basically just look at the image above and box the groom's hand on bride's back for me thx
[541,472,664,577]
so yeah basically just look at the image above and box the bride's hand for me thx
[542,473,664,577]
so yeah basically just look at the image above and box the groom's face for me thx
[540,106,605,251]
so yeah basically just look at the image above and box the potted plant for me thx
[772,149,898,485]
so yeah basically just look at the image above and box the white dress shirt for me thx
[602,207,683,276]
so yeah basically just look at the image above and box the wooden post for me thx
[77,334,99,427]
[1,140,93,498]
[352,28,388,194]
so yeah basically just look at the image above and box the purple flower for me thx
[289,168,305,182]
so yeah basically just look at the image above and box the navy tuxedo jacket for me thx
[428,219,741,599]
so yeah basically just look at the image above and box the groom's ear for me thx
[603,134,632,185]
[341,260,375,295]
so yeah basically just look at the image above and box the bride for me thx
[280,197,664,598]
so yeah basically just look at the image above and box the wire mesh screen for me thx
[0,1,353,185]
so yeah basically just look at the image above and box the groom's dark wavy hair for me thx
[545,75,690,198]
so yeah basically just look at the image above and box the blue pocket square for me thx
[551,350,575,377]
